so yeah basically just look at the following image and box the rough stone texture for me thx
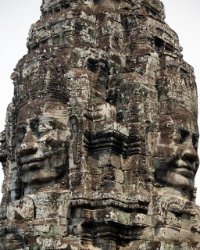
[0,0,199,249]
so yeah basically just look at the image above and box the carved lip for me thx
[20,156,45,165]
[175,164,196,178]
[21,161,43,172]
[20,157,46,172]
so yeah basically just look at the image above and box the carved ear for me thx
[69,116,79,139]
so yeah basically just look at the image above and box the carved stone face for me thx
[16,98,69,194]
[155,107,199,191]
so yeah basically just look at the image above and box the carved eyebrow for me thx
[178,126,188,132]
[40,117,67,129]
[30,117,39,122]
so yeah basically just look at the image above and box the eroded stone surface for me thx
[0,0,199,249]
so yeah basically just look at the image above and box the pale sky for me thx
[0,1,200,203]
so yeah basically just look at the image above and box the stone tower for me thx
[0,0,199,249]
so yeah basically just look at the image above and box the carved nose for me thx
[182,142,198,163]
[17,131,38,156]
[17,143,38,156]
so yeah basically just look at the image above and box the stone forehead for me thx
[17,98,69,122]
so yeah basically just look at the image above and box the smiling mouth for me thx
[20,158,45,172]
[20,156,45,164]
[175,166,195,178]
[21,162,42,172]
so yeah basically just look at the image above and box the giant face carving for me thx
[15,98,70,194]
[155,107,199,191]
